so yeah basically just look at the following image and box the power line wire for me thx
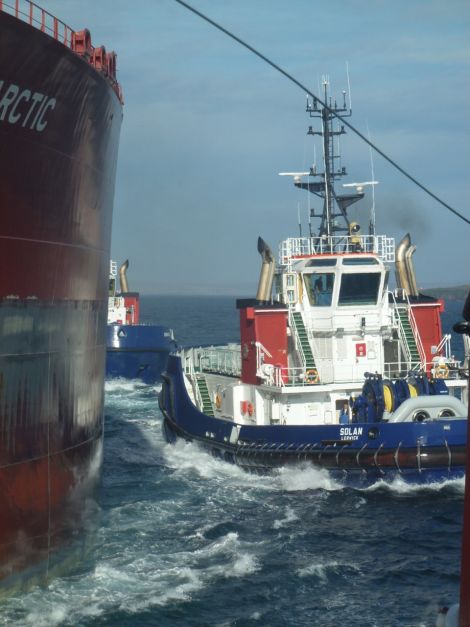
[173,0,470,226]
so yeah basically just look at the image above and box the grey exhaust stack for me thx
[395,234,418,297]
[256,237,275,302]
[119,259,129,293]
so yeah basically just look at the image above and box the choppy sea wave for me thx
[0,297,466,627]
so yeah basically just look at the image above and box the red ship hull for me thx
[0,9,122,589]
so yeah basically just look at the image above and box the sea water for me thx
[0,297,466,627]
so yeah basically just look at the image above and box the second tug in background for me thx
[160,79,469,485]
[107,259,177,383]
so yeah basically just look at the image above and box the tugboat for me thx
[159,80,468,485]
[107,260,177,383]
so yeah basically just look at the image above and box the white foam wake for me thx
[364,474,465,496]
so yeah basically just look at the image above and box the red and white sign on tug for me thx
[356,343,367,358]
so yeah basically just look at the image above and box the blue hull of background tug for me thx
[106,324,176,384]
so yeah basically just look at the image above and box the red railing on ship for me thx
[0,0,123,103]
[0,0,74,46]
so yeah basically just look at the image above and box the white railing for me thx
[255,341,272,372]
[183,351,196,378]
[180,345,464,389]
[383,360,464,381]
[435,333,453,360]
[182,345,242,378]
[279,234,395,269]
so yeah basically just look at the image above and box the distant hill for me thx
[421,285,470,300]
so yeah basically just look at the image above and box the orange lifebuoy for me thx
[305,368,319,384]
[215,394,222,409]
[247,402,254,417]
[435,363,449,379]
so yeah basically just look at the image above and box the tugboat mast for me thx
[294,77,366,242]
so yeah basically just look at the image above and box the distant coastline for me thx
[421,285,470,301]
[140,286,470,299]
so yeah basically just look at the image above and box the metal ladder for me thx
[291,311,317,370]
[393,305,423,370]
[195,375,215,416]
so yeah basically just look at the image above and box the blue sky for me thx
[47,0,469,293]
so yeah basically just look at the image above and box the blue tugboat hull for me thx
[160,355,467,486]
[106,324,176,383]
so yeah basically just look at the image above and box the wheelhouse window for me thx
[274,274,284,302]
[342,257,379,266]
[306,258,337,267]
[338,273,381,306]
[284,273,296,304]
[304,272,335,307]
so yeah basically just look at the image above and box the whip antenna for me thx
[367,121,376,235]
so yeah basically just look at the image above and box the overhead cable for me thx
[173,0,470,226]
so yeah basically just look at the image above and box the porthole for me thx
[438,409,455,418]
[413,410,430,423]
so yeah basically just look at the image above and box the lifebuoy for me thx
[435,363,449,379]
[247,402,254,417]
[215,394,222,409]
[305,368,319,384]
